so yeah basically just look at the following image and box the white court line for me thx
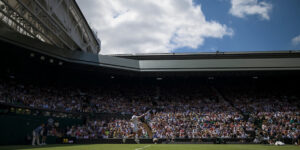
[135,145,151,150]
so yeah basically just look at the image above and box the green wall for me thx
[0,114,83,145]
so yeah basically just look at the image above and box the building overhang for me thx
[1,23,300,73]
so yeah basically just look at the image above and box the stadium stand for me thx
[0,1,299,147]
[0,74,299,144]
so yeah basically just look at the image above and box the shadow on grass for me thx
[0,144,93,150]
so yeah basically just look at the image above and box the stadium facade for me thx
[0,0,300,76]
[1,20,300,76]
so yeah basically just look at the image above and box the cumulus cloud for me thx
[76,0,233,54]
[292,35,300,46]
[229,0,272,20]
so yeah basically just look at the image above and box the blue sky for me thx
[173,0,300,53]
[77,0,300,54]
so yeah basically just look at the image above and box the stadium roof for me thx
[0,0,100,53]
[1,21,300,74]
[113,51,300,60]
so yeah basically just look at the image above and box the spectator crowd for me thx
[0,79,299,143]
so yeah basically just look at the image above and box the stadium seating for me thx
[0,77,299,144]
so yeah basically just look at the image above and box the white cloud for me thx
[76,0,233,54]
[229,0,272,20]
[292,35,300,46]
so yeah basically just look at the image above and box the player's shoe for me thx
[135,138,140,144]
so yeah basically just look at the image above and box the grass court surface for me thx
[0,144,300,150]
